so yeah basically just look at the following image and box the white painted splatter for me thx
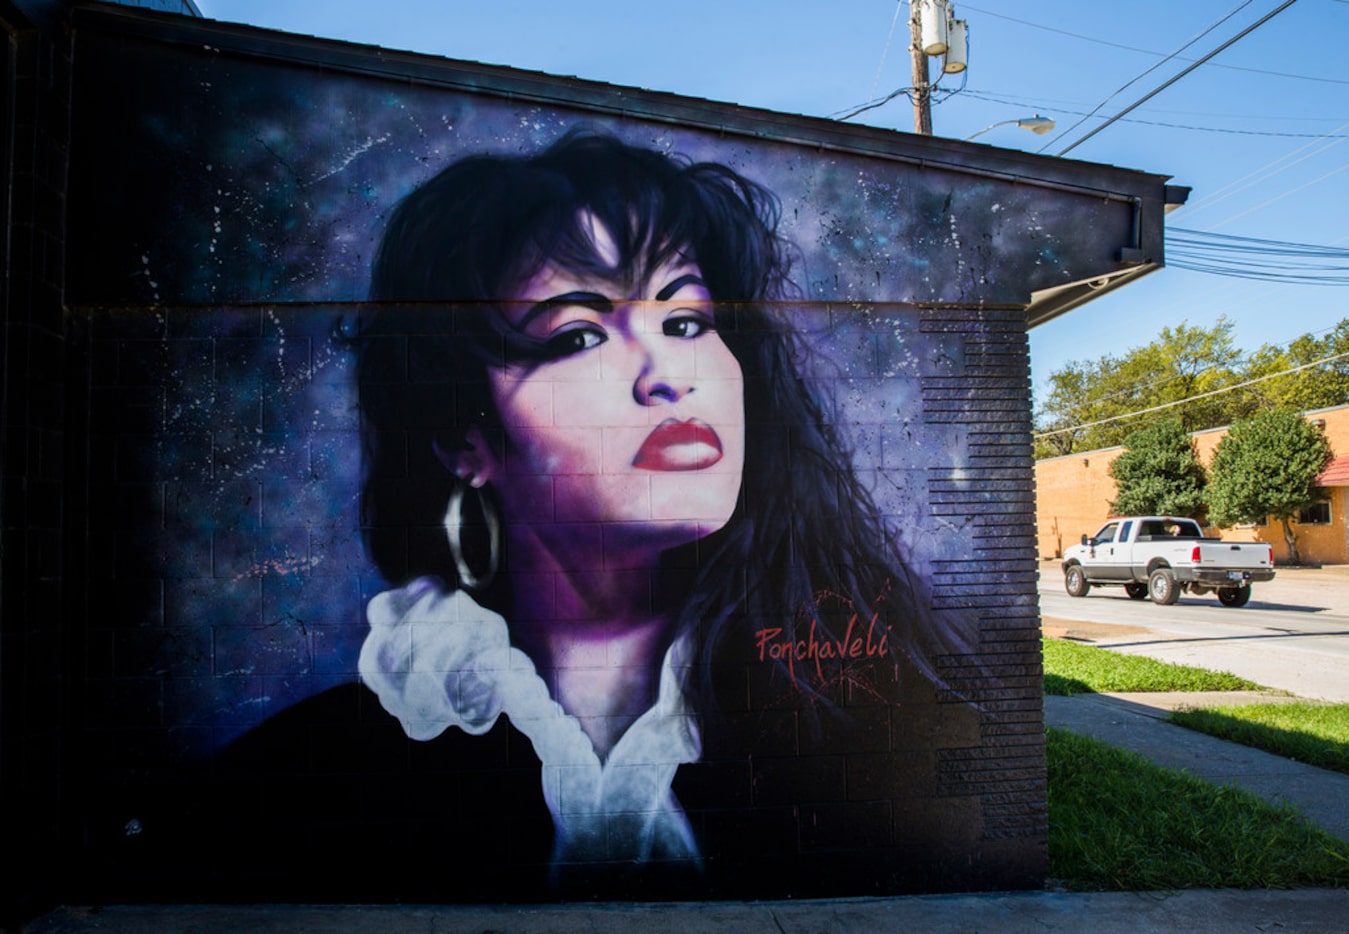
[306,134,391,186]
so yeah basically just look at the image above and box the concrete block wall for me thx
[1,1,74,922]
[3,1,1179,915]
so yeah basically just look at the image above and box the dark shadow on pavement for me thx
[1057,592,1329,613]
[1105,630,1349,650]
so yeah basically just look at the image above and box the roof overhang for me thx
[67,1,1186,318]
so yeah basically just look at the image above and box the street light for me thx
[965,115,1056,142]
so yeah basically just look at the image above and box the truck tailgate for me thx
[1193,542,1273,570]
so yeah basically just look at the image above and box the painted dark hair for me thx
[359,130,939,709]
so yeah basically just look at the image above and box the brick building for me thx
[1035,403,1349,565]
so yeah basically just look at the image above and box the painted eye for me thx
[663,315,713,339]
[542,325,606,358]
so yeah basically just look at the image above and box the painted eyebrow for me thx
[518,291,613,329]
[655,274,708,302]
[517,275,708,329]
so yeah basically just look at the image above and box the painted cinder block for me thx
[0,1,1178,908]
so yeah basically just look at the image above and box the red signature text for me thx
[754,611,891,688]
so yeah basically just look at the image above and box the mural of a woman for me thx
[353,130,945,893]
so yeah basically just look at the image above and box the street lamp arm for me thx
[966,115,1055,141]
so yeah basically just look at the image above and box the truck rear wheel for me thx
[1148,568,1180,605]
[1064,564,1090,597]
[1124,582,1148,600]
[1217,584,1252,607]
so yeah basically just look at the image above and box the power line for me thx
[1052,0,1303,156]
[1034,348,1349,439]
[1169,227,1349,256]
[960,2,1348,86]
[835,86,911,121]
[835,3,969,124]
[834,78,967,122]
[1037,340,1243,421]
[1167,259,1349,284]
[961,90,1349,138]
[1039,0,1258,154]
[835,3,1341,128]
[949,89,1349,122]
[1177,121,1349,219]
[1035,316,1349,432]
[1204,160,1349,230]
[865,2,906,111]
[1037,317,1349,418]
[1166,226,1349,284]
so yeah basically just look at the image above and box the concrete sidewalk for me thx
[1044,691,1349,845]
[24,889,1349,933]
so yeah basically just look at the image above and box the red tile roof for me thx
[1315,455,1349,486]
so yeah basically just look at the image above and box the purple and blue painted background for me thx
[56,11,1157,902]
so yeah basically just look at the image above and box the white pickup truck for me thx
[1061,516,1275,607]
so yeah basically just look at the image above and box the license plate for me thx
[1227,571,1246,581]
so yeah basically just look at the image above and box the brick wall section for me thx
[1034,404,1349,565]
[1,5,73,923]
[922,309,1047,873]
[1191,406,1349,564]
[1033,447,1124,559]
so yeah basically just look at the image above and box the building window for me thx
[1297,500,1332,525]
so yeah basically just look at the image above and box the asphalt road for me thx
[1038,563,1349,702]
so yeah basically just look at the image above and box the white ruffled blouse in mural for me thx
[359,577,703,866]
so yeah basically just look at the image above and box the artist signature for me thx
[754,587,893,689]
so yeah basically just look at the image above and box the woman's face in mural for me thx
[474,221,745,556]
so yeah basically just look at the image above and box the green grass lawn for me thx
[1047,728,1349,890]
[1043,636,1349,775]
[1043,637,1263,695]
[1169,703,1349,776]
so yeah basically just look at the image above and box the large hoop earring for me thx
[444,482,500,591]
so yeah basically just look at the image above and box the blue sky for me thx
[197,0,1348,406]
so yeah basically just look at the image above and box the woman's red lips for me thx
[633,419,724,471]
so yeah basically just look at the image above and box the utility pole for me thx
[907,1,967,136]
[910,4,933,135]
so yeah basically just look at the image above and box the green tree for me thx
[1206,408,1333,565]
[1243,319,1349,412]
[1035,317,1244,458]
[1107,418,1206,517]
